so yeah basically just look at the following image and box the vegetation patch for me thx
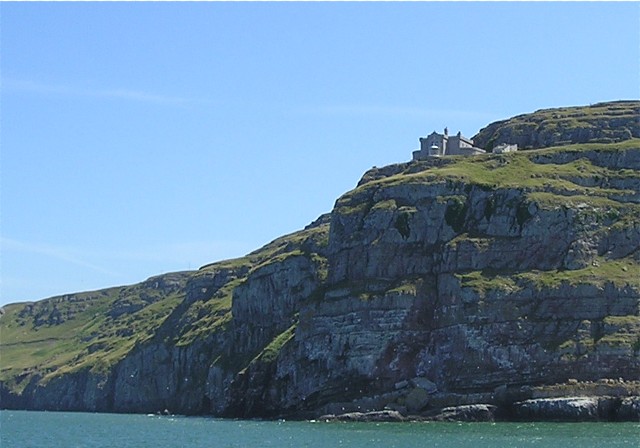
[516,202,533,227]
[371,199,397,211]
[337,140,639,214]
[250,250,305,274]
[0,284,186,389]
[254,323,297,364]
[200,222,330,273]
[473,101,639,149]
[386,279,419,296]
[484,196,496,220]
[444,196,468,233]
[526,191,637,210]
[174,279,243,347]
[394,211,411,239]
[516,257,639,290]
[456,271,521,297]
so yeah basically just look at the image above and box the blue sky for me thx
[1,2,639,305]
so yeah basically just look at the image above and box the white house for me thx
[493,143,518,154]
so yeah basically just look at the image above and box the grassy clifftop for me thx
[473,100,639,151]
[342,138,640,214]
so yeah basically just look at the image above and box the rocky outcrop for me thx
[425,404,497,422]
[473,100,639,150]
[617,396,640,421]
[512,396,640,422]
[1,103,639,422]
[319,410,406,422]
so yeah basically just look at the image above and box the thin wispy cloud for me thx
[1,237,121,277]
[2,235,252,273]
[305,103,497,122]
[104,241,254,267]
[2,78,197,106]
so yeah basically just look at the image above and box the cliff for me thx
[2,101,639,421]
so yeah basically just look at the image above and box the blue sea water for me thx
[1,411,638,448]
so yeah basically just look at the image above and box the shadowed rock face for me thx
[1,103,639,421]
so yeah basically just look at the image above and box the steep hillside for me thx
[0,273,190,397]
[0,217,330,413]
[1,103,639,421]
[473,100,639,151]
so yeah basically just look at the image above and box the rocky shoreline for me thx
[314,379,640,423]
[318,397,640,423]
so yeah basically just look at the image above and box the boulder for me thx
[514,397,600,421]
[617,396,640,421]
[319,410,406,422]
[411,378,438,394]
[404,388,430,413]
[428,404,497,422]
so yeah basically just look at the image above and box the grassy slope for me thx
[472,100,640,150]
[0,221,330,393]
[0,283,187,390]
[338,139,639,213]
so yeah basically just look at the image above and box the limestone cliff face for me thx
[2,107,639,420]
[223,141,638,418]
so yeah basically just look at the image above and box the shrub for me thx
[445,197,468,233]
[394,212,411,239]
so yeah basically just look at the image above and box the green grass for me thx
[253,323,297,364]
[250,250,305,273]
[600,315,640,350]
[603,315,640,327]
[386,280,419,296]
[532,138,640,155]
[474,101,639,149]
[516,257,639,290]
[0,286,186,389]
[201,221,330,272]
[173,279,241,347]
[447,233,492,249]
[371,199,398,211]
[334,140,639,220]
[526,191,637,209]
[455,256,639,298]
[335,195,374,216]
[597,315,640,352]
[421,143,638,192]
[1,293,115,379]
[456,271,521,297]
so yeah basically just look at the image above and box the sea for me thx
[1,410,638,448]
